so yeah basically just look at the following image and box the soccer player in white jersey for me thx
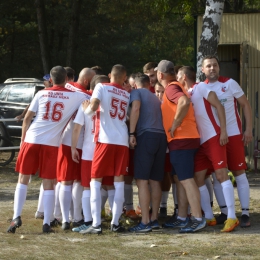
[81,64,130,234]
[177,66,239,232]
[56,68,95,230]
[70,75,115,233]
[202,55,253,227]
[7,66,87,233]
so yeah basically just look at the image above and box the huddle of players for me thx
[7,55,252,234]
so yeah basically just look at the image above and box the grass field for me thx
[1,154,260,260]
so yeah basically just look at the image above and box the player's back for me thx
[24,86,86,146]
[92,83,130,146]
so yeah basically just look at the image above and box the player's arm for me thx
[15,104,30,122]
[21,110,35,143]
[129,100,140,147]
[71,123,83,163]
[207,91,228,146]
[169,95,190,138]
[236,94,253,146]
[82,98,100,115]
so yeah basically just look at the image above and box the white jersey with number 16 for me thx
[24,86,86,147]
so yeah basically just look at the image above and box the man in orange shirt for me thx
[156,60,206,233]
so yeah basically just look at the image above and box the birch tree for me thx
[196,0,225,81]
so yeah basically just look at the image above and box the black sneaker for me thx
[7,216,22,233]
[158,207,167,218]
[72,219,84,227]
[62,222,71,230]
[50,218,62,227]
[162,216,189,229]
[43,223,54,233]
[215,213,227,225]
[111,223,125,233]
[240,214,251,228]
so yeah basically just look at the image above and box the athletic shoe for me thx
[43,223,54,233]
[111,223,125,233]
[240,214,251,228]
[125,209,139,220]
[179,217,206,233]
[135,205,142,216]
[80,225,102,234]
[62,222,71,230]
[7,216,22,233]
[215,213,227,224]
[35,211,44,219]
[128,222,152,233]
[72,223,91,232]
[221,218,239,232]
[206,217,217,226]
[162,216,189,229]
[158,207,167,218]
[72,219,84,227]
[50,218,62,227]
[150,219,160,230]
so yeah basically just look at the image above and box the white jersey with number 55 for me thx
[24,86,86,146]
[91,83,130,147]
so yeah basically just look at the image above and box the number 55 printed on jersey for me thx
[43,101,64,122]
[109,97,127,121]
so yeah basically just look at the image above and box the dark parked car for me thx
[0,78,45,142]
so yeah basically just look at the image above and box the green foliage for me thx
[0,0,259,81]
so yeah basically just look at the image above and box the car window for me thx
[34,85,45,96]
[0,85,12,101]
[6,84,34,104]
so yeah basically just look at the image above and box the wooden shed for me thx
[197,13,260,169]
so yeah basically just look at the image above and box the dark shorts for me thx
[134,132,167,181]
[169,149,197,181]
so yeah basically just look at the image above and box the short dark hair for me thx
[50,66,67,85]
[64,67,75,81]
[111,64,126,78]
[91,66,103,75]
[134,73,150,88]
[90,75,109,90]
[178,66,196,82]
[129,72,142,80]
[202,55,220,66]
[143,62,158,73]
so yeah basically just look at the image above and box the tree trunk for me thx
[35,0,51,74]
[196,0,225,81]
[66,0,82,67]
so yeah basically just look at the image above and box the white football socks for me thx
[111,182,124,226]
[221,180,236,219]
[199,185,214,219]
[36,183,44,213]
[53,182,62,219]
[160,191,169,208]
[43,190,55,225]
[90,180,102,227]
[212,173,228,215]
[13,183,28,219]
[108,189,115,211]
[72,182,83,222]
[82,190,92,222]
[59,184,72,223]
[235,173,250,216]
[205,176,214,206]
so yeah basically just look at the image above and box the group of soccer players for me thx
[7,54,252,234]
